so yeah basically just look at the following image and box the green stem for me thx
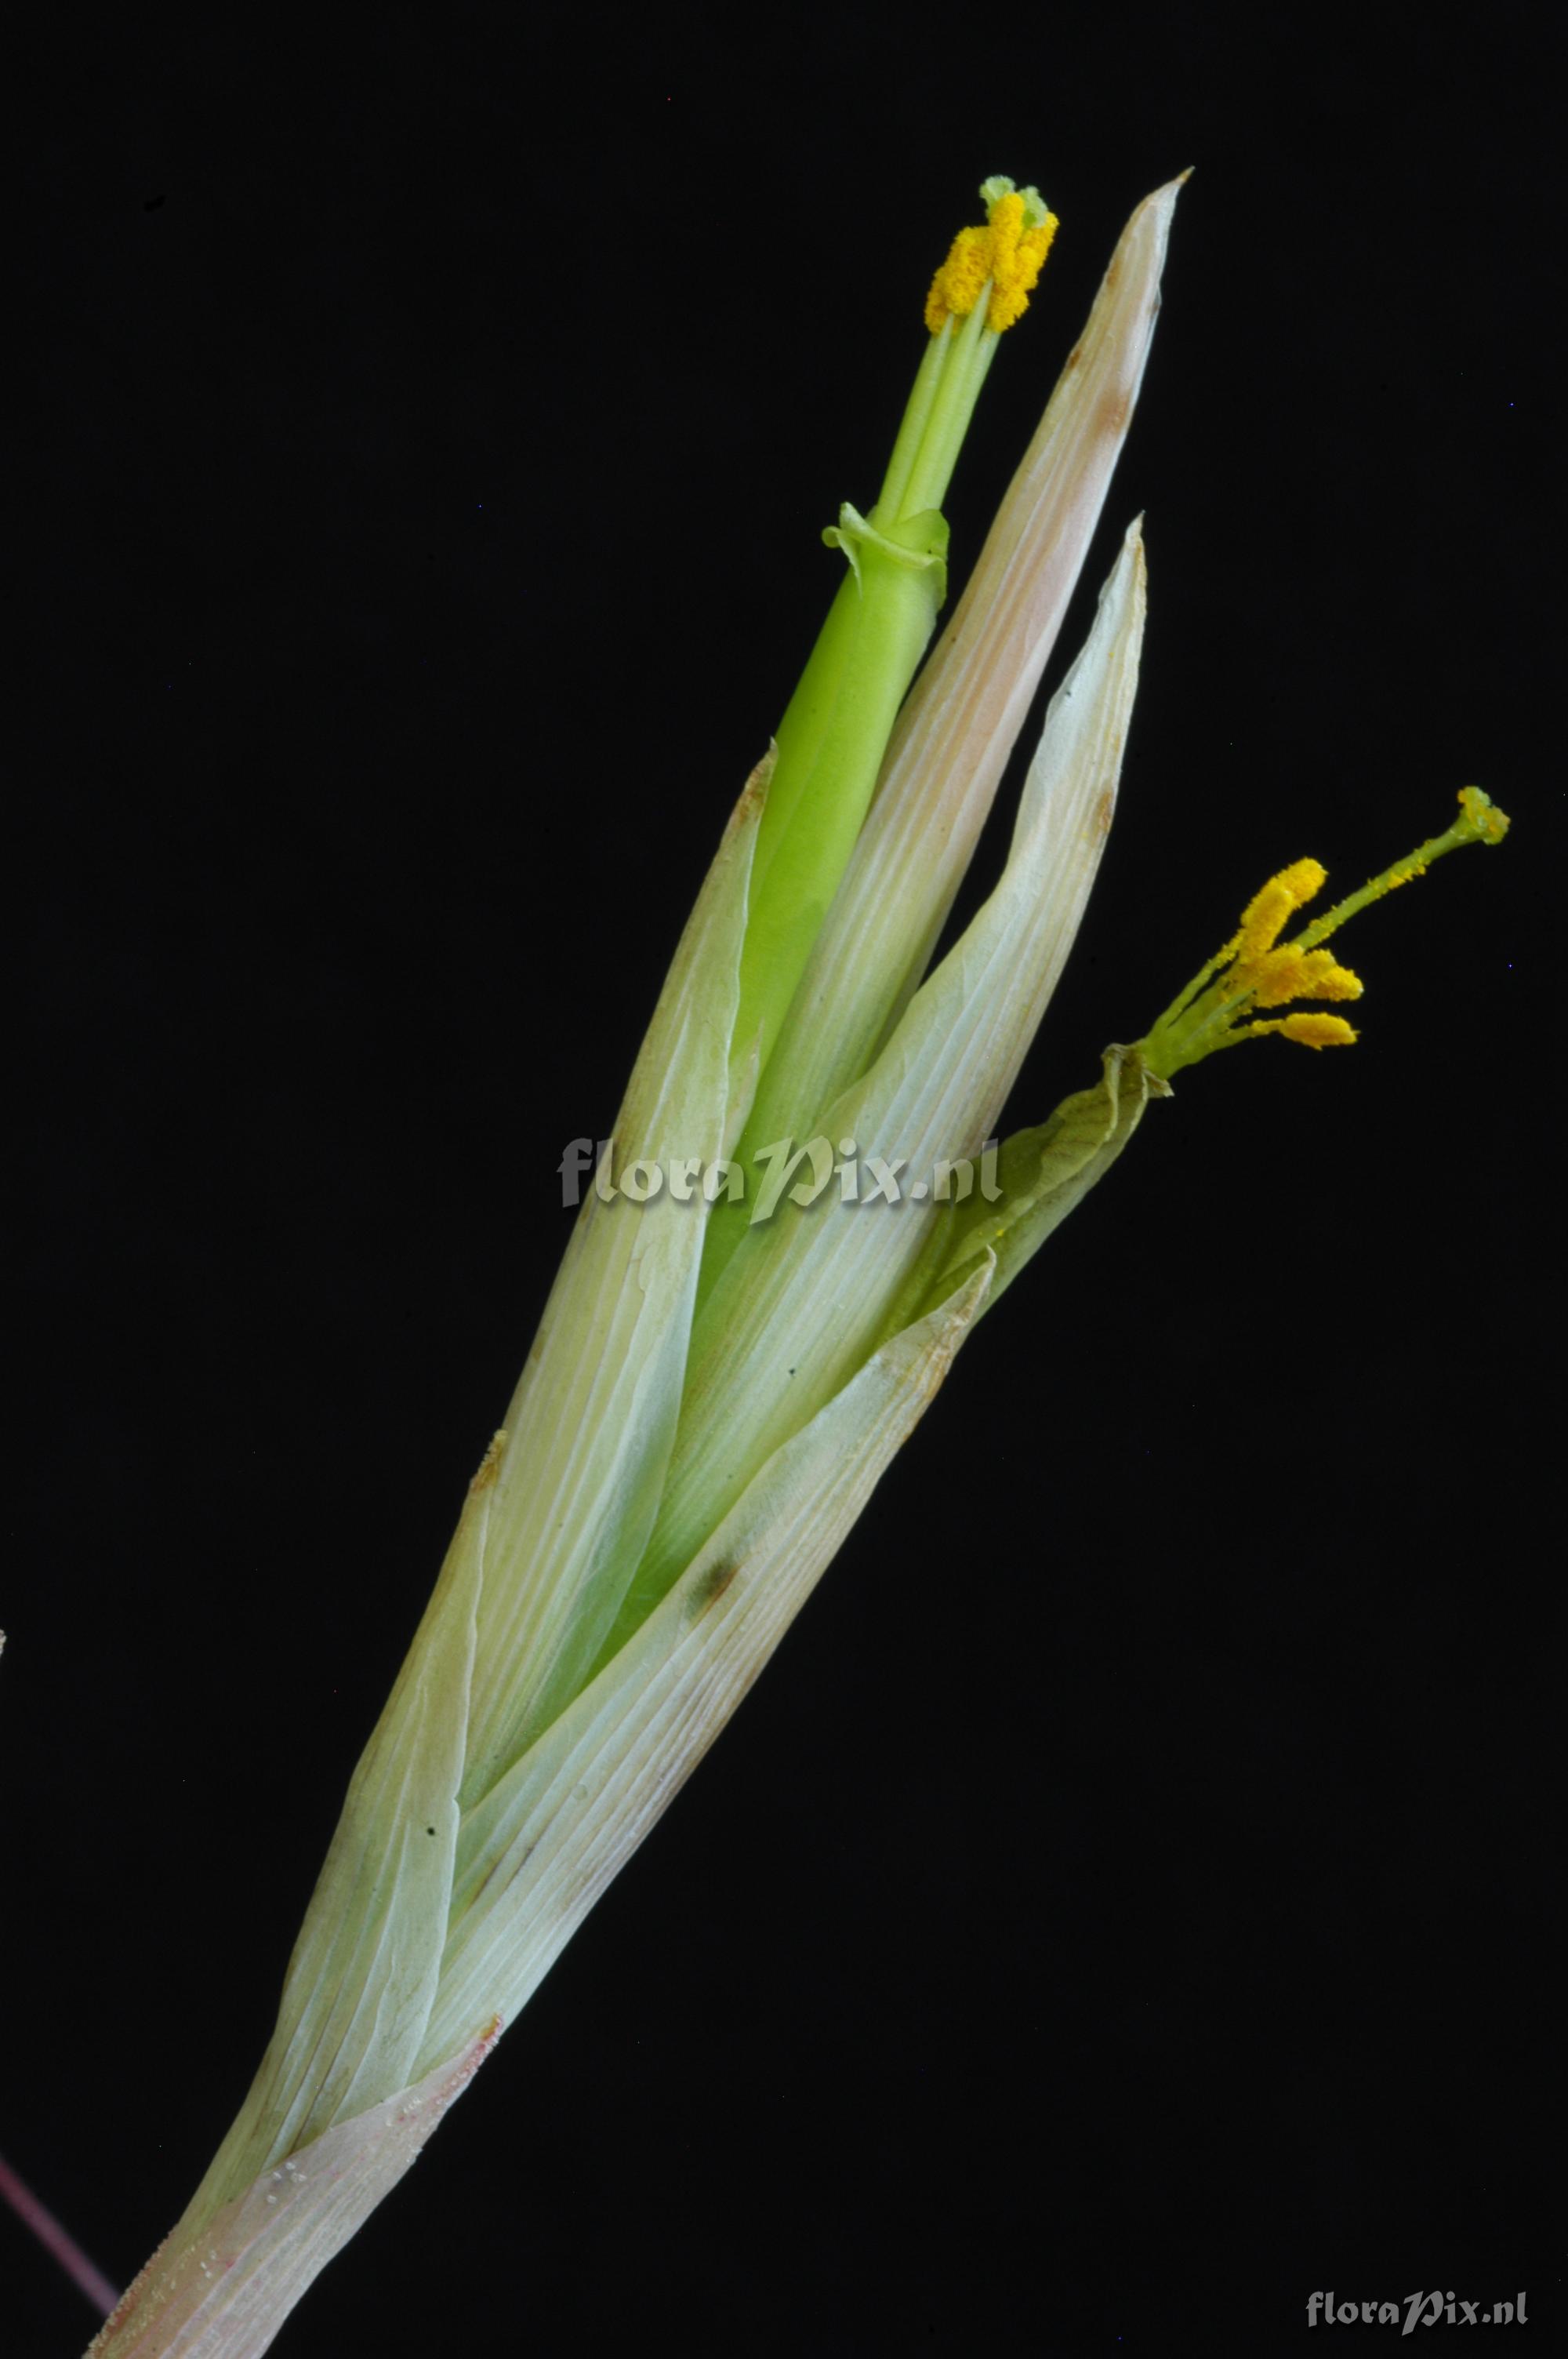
[1292,801,1500,951]
[725,297,1007,1105]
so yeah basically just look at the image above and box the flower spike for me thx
[82,168,1514,2359]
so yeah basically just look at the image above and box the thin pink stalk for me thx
[0,2146,121,2318]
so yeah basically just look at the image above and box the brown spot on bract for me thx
[1094,787,1116,840]
[1097,385,1132,438]
[692,1556,742,1612]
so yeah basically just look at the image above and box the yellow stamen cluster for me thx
[1227,858,1363,1012]
[1137,787,1511,1083]
[925,177,1060,336]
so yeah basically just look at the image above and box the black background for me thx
[9,8,1558,2355]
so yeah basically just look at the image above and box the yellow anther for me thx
[1247,1012,1359,1049]
[924,225,991,329]
[1233,856,1327,961]
[1273,856,1329,907]
[1233,876,1294,962]
[925,180,1059,336]
[1241,945,1363,1009]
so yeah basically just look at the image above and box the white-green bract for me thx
[93,166,1510,2357]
